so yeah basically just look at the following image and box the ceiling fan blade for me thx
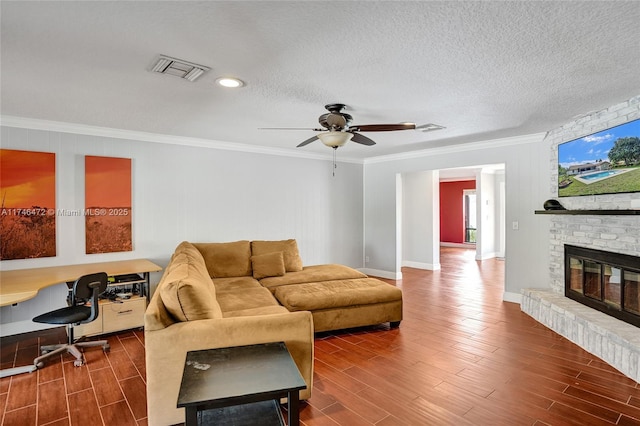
[352,123,416,132]
[350,132,376,146]
[297,135,319,147]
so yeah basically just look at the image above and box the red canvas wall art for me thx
[0,149,56,260]
[85,156,132,254]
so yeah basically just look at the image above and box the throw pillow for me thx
[251,252,286,279]
[251,239,303,272]
[193,241,252,278]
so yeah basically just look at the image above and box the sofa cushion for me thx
[223,305,289,318]
[213,276,263,291]
[216,286,281,314]
[274,278,402,312]
[251,239,303,272]
[251,252,286,279]
[159,253,223,322]
[193,241,252,278]
[174,240,206,261]
[172,241,215,285]
[260,264,367,291]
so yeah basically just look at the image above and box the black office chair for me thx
[33,272,110,368]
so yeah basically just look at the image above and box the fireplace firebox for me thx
[565,244,640,327]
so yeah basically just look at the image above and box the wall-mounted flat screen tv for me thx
[558,118,640,197]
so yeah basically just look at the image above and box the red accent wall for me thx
[440,180,476,243]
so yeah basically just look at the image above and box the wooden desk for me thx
[0,259,162,307]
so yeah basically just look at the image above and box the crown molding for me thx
[0,115,544,166]
[363,132,546,164]
[0,115,365,165]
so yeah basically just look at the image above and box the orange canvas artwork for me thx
[85,156,132,254]
[0,149,56,260]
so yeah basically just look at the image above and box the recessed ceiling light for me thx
[216,77,245,88]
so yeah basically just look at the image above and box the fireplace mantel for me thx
[534,209,640,215]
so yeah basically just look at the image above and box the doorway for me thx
[463,189,476,244]
[399,164,505,272]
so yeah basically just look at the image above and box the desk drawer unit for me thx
[102,297,146,333]
[75,296,146,337]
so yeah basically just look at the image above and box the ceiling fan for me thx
[264,103,442,149]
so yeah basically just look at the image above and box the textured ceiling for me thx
[1,1,639,160]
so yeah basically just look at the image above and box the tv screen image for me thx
[558,118,640,197]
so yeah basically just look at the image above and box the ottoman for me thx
[273,278,403,332]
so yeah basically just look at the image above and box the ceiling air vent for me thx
[150,55,210,82]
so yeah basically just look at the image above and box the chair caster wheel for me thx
[41,350,49,355]
[36,362,44,369]
[73,360,84,367]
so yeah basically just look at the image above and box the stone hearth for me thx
[522,289,640,382]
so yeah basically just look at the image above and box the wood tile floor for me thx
[2,247,640,425]
[1,327,146,426]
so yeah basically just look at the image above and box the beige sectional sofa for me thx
[144,239,402,426]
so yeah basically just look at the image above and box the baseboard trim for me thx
[440,242,476,249]
[401,261,441,271]
[0,320,60,338]
[476,252,498,260]
[503,291,522,304]
[359,268,402,280]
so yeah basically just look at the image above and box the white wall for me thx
[363,133,551,301]
[497,172,506,258]
[0,124,364,335]
[401,170,440,270]
[476,170,496,260]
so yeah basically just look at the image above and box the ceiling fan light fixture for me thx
[317,131,353,148]
[416,123,446,132]
[216,77,245,88]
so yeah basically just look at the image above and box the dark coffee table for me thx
[177,342,307,426]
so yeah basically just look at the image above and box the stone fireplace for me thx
[521,94,640,383]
